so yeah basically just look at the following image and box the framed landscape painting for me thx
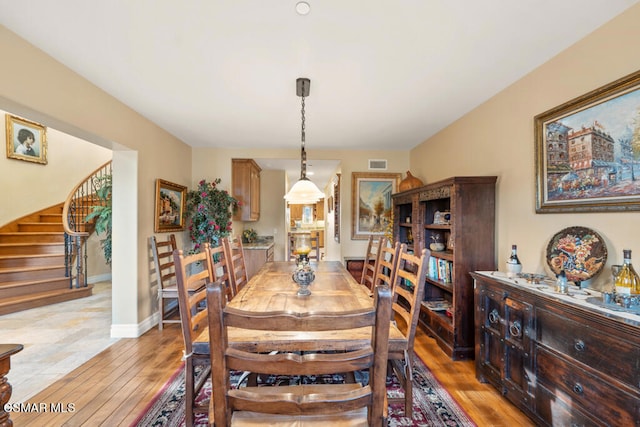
[535,69,640,213]
[154,179,187,232]
[351,172,401,240]
[5,114,47,165]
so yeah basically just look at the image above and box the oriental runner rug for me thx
[131,353,475,426]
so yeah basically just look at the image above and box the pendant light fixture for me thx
[284,77,325,204]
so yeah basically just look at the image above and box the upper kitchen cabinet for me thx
[232,159,261,221]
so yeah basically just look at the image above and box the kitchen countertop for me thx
[243,240,274,250]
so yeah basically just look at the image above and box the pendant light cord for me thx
[300,89,307,180]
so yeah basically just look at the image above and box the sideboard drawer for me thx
[535,383,600,427]
[537,347,640,426]
[537,308,640,389]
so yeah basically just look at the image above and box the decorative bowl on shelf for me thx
[430,242,445,251]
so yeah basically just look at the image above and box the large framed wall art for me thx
[535,69,640,213]
[351,171,401,240]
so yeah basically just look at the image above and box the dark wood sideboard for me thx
[1,344,23,427]
[472,271,640,426]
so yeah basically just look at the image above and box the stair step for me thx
[0,286,93,316]
[0,277,71,299]
[17,222,65,232]
[39,213,63,223]
[0,232,65,244]
[0,243,64,255]
[0,265,67,282]
[0,253,65,268]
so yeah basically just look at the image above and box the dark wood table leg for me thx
[0,344,23,427]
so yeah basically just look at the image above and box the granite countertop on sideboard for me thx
[473,271,640,327]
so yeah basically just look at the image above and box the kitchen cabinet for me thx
[232,159,261,221]
[289,201,323,226]
[472,271,640,426]
[243,242,274,280]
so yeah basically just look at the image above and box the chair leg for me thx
[158,295,164,331]
[403,352,414,418]
[185,358,195,427]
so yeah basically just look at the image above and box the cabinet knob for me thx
[574,339,585,352]
[572,383,584,395]
[509,320,522,338]
[488,309,500,324]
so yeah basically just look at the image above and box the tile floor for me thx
[0,281,118,402]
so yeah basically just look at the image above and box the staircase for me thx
[0,204,92,315]
[0,161,111,316]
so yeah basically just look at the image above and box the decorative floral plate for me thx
[545,226,607,284]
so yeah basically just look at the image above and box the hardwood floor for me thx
[10,324,534,426]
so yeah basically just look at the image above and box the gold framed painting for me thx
[5,114,47,165]
[351,171,401,240]
[155,179,187,232]
[535,69,640,213]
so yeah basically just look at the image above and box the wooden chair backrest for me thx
[149,234,177,292]
[222,237,248,295]
[308,233,320,260]
[173,245,214,355]
[361,236,386,290]
[207,281,392,426]
[208,243,235,301]
[390,248,428,351]
[374,241,402,289]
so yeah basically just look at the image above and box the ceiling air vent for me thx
[368,159,387,170]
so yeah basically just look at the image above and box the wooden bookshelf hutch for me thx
[392,176,497,360]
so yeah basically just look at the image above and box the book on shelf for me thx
[428,256,453,283]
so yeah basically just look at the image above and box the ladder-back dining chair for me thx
[150,234,207,331]
[361,235,386,291]
[373,241,402,290]
[387,247,429,418]
[206,280,392,427]
[222,237,249,296]
[173,244,215,427]
[209,243,235,301]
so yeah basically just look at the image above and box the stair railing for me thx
[62,161,112,288]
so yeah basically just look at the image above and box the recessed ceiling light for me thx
[296,1,310,15]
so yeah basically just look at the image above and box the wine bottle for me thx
[614,249,640,295]
[506,244,522,278]
[555,269,568,294]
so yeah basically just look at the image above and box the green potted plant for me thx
[242,228,258,243]
[85,174,113,265]
[185,178,239,252]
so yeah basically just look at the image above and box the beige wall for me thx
[410,4,640,290]
[191,147,410,262]
[0,26,192,335]
[0,111,113,225]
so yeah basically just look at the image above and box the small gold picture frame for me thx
[5,114,47,165]
[155,179,187,232]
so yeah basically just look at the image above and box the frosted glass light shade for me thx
[284,178,324,204]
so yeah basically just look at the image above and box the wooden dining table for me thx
[194,260,407,353]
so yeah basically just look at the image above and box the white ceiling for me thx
[1,1,637,188]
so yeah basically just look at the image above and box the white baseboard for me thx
[110,313,157,338]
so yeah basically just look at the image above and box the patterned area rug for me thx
[131,353,475,426]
